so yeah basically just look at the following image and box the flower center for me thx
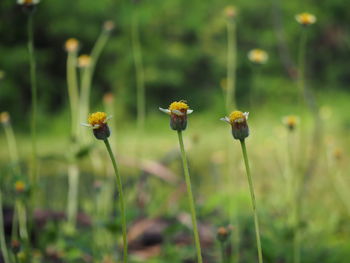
[88,112,107,126]
[229,111,245,123]
[169,101,189,112]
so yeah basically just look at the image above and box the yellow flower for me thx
[15,181,26,193]
[295,13,316,26]
[65,38,79,53]
[103,20,115,32]
[78,55,91,68]
[103,93,114,104]
[82,112,112,140]
[87,112,108,128]
[0,112,10,124]
[282,115,299,131]
[221,111,249,140]
[159,100,193,131]
[248,49,268,64]
[224,6,237,19]
[217,226,231,242]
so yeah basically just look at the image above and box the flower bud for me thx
[11,240,21,254]
[221,111,249,141]
[283,115,299,131]
[248,49,268,64]
[65,38,79,53]
[159,101,193,131]
[295,13,316,26]
[83,112,112,140]
[217,226,231,242]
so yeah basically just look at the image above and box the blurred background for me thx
[1,0,350,262]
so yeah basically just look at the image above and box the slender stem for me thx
[90,31,111,74]
[297,28,307,106]
[132,12,146,130]
[220,242,226,263]
[239,140,263,263]
[67,164,79,228]
[177,131,203,263]
[16,200,29,243]
[0,191,10,263]
[226,19,237,112]
[28,14,38,185]
[103,139,128,263]
[66,51,80,138]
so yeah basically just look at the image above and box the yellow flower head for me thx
[221,111,249,140]
[295,13,316,26]
[333,148,343,161]
[229,111,248,124]
[83,112,111,140]
[224,6,237,19]
[217,226,231,242]
[103,93,114,104]
[248,49,268,64]
[103,20,115,32]
[283,115,299,131]
[65,38,79,53]
[0,112,10,124]
[159,100,193,131]
[169,101,189,112]
[15,181,26,193]
[88,112,108,127]
[78,55,91,68]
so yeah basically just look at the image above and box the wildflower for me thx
[15,181,26,193]
[224,6,237,19]
[221,111,249,140]
[0,112,10,125]
[103,93,114,104]
[159,101,193,131]
[283,115,299,131]
[103,20,115,32]
[295,13,316,26]
[78,55,92,68]
[248,49,268,64]
[217,227,231,243]
[333,148,343,161]
[11,240,21,254]
[65,38,79,53]
[82,112,111,140]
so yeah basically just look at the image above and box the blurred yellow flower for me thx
[224,6,237,19]
[283,115,299,131]
[248,49,268,64]
[295,13,316,26]
[78,55,91,68]
[0,112,10,124]
[65,38,79,53]
[103,20,115,32]
[15,181,26,193]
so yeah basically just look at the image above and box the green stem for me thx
[67,51,79,138]
[90,31,111,74]
[177,130,203,263]
[226,19,237,112]
[67,164,79,229]
[103,139,128,263]
[239,140,263,263]
[297,28,307,106]
[220,241,226,263]
[132,12,146,130]
[0,191,10,263]
[28,14,38,185]
[3,123,21,176]
[16,200,29,243]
